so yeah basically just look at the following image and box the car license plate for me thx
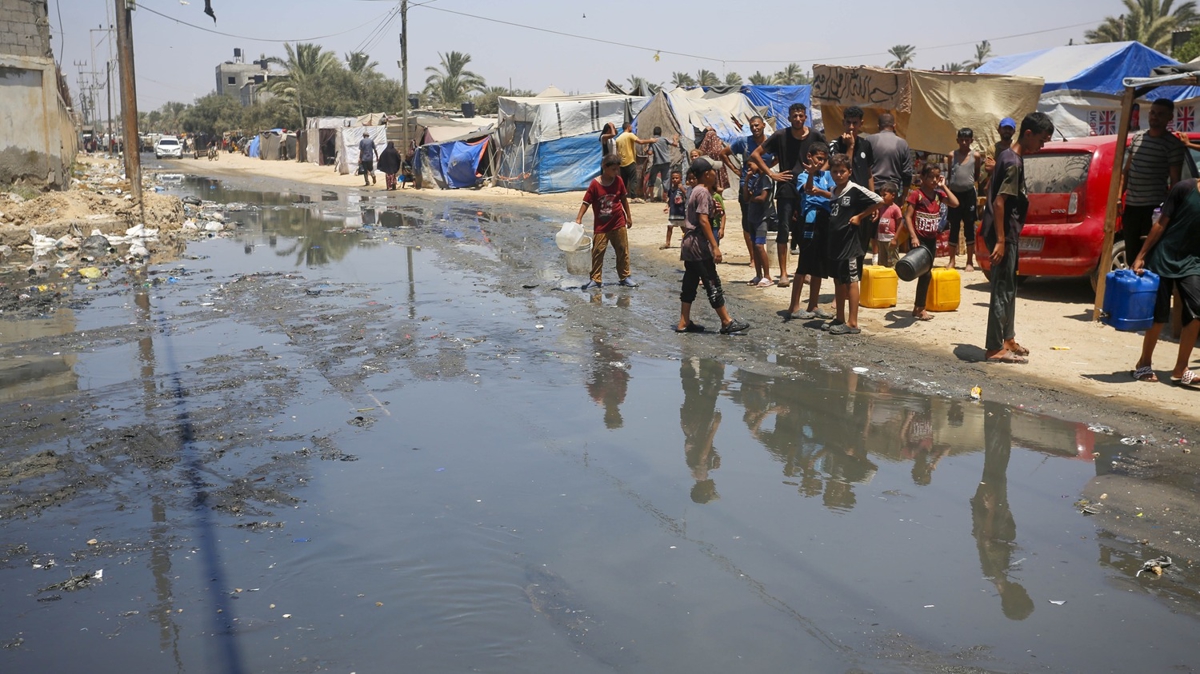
[1018,237,1043,252]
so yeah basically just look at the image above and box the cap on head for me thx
[999,117,1017,130]
[688,157,715,178]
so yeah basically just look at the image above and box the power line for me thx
[136,2,396,43]
[415,4,1104,66]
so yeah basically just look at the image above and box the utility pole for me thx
[106,61,115,153]
[399,0,409,161]
[114,0,143,215]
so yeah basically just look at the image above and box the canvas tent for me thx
[335,125,388,175]
[740,85,817,131]
[256,129,297,161]
[415,129,496,190]
[634,87,772,154]
[975,42,1187,138]
[811,65,1044,155]
[304,116,356,166]
[496,92,648,193]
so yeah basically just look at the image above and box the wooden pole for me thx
[114,0,143,218]
[1092,86,1137,321]
[400,0,409,161]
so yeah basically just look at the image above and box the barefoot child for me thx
[905,165,959,320]
[743,163,774,286]
[576,155,638,289]
[875,182,902,267]
[663,169,686,248]
[677,158,751,335]
[788,145,834,318]
[825,153,884,334]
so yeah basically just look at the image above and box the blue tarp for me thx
[497,133,601,194]
[247,136,260,158]
[741,85,813,126]
[418,137,489,189]
[976,41,1178,96]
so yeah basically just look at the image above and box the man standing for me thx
[980,112,1055,364]
[1129,176,1200,386]
[868,112,911,197]
[723,116,772,271]
[751,103,826,288]
[647,127,680,202]
[615,122,656,198]
[982,117,1017,186]
[830,106,876,259]
[1122,98,1186,264]
[358,131,378,186]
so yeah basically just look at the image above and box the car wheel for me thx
[1089,239,1127,292]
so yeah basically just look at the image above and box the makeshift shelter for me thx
[415,128,496,190]
[976,42,1183,138]
[256,129,297,161]
[740,85,816,130]
[496,92,648,193]
[811,65,1044,154]
[634,87,771,154]
[303,116,356,166]
[334,125,388,175]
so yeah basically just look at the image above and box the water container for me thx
[895,245,933,282]
[927,267,961,312]
[860,265,898,308]
[564,236,594,276]
[555,221,585,251]
[1103,269,1159,331]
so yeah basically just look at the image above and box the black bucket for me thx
[895,245,933,282]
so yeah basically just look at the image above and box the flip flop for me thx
[776,279,791,288]
[1131,365,1158,382]
[1170,370,1200,388]
[986,350,1028,364]
[1007,342,1031,357]
[675,321,706,333]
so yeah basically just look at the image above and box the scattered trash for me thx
[1120,436,1151,446]
[923,604,935,608]
[852,367,869,374]
[1074,498,1101,515]
[86,538,98,546]
[39,569,103,593]
[78,267,102,279]
[1088,424,1114,434]
[1051,346,1071,350]
[970,386,982,401]
[1137,555,1172,578]
[282,613,292,619]
[1049,600,1066,605]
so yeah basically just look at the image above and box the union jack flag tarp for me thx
[1176,106,1196,132]
[1089,110,1118,135]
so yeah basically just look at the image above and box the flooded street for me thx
[2,174,1198,673]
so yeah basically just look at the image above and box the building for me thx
[0,0,78,190]
[215,48,284,105]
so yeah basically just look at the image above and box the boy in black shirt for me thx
[825,153,883,335]
[830,106,876,254]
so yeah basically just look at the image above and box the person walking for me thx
[615,122,656,198]
[647,127,681,202]
[576,155,638,290]
[1121,98,1186,264]
[1129,177,1200,386]
[377,141,402,191]
[676,158,750,335]
[979,112,1055,364]
[358,131,378,186]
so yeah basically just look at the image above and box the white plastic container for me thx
[555,221,585,251]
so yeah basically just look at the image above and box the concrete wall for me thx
[0,0,78,190]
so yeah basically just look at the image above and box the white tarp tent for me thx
[634,87,774,154]
[335,126,388,175]
[305,116,356,166]
[496,92,649,193]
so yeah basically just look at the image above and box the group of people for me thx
[356,131,411,190]
[577,104,1060,355]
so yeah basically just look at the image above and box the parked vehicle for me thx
[154,136,183,160]
[977,133,1200,289]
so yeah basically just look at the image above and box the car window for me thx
[160,139,179,145]
[1184,148,1200,180]
[1023,153,1091,194]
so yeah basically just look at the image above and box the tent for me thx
[304,116,356,166]
[976,42,1187,138]
[335,125,388,175]
[740,85,817,130]
[415,131,494,189]
[634,87,771,154]
[256,129,297,161]
[812,65,1044,154]
[247,135,260,158]
[496,92,648,193]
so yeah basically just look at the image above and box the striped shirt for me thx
[1125,131,1185,207]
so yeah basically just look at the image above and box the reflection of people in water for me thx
[680,358,724,503]
[900,402,950,486]
[585,336,629,429]
[972,402,1035,621]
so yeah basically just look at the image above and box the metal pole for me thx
[1092,86,1137,322]
[106,61,114,153]
[400,0,409,162]
[114,0,143,216]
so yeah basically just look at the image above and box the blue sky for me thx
[54,0,1119,112]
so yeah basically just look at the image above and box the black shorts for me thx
[360,160,374,173]
[1153,274,1200,325]
[830,257,861,285]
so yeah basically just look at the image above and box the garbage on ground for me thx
[852,367,869,374]
[78,267,103,279]
[970,386,982,401]
[1136,555,1172,578]
[1051,346,1071,350]
[39,569,103,593]
[1049,600,1066,605]
[1088,424,1114,434]
[1074,498,1101,515]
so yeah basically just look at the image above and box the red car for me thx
[977,133,1200,288]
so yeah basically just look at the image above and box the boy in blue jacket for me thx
[788,145,835,319]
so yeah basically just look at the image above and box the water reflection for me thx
[586,335,629,429]
[680,358,724,504]
[973,402,1034,621]
[0,305,78,403]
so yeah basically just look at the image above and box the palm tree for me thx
[266,42,342,121]
[423,50,486,106]
[939,62,968,72]
[345,51,380,76]
[1085,0,1199,52]
[671,71,697,88]
[724,72,743,86]
[695,69,721,86]
[626,75,650,95]
[772,63,808,85]
[887,45,917,69]
[748,71,772,85]
[968,40,994,70]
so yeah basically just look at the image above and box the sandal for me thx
[1131,365,1159,382]
[986,350,1028,365]
[675,321,706,333]
[1007,342,1031,357]
[776,278,791,288]
[1170,370,1200,388]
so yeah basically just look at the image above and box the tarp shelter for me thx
[812,65,1044,155]
[335,126,388,175]
[247,135,260,158]
[304,116,356,166]
[976,42,1185,138]
[415,130,495,189]
[257,129,297,161]
[740,85,816,130]
[634,87,772,154]
[496,92,648,193]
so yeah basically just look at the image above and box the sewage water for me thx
[0,178,1197,673]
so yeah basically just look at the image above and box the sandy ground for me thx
[162,152,1200,427]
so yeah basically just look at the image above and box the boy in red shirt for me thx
[874,182,902,267]
[576,155,638,290]
[904,165,959,320]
